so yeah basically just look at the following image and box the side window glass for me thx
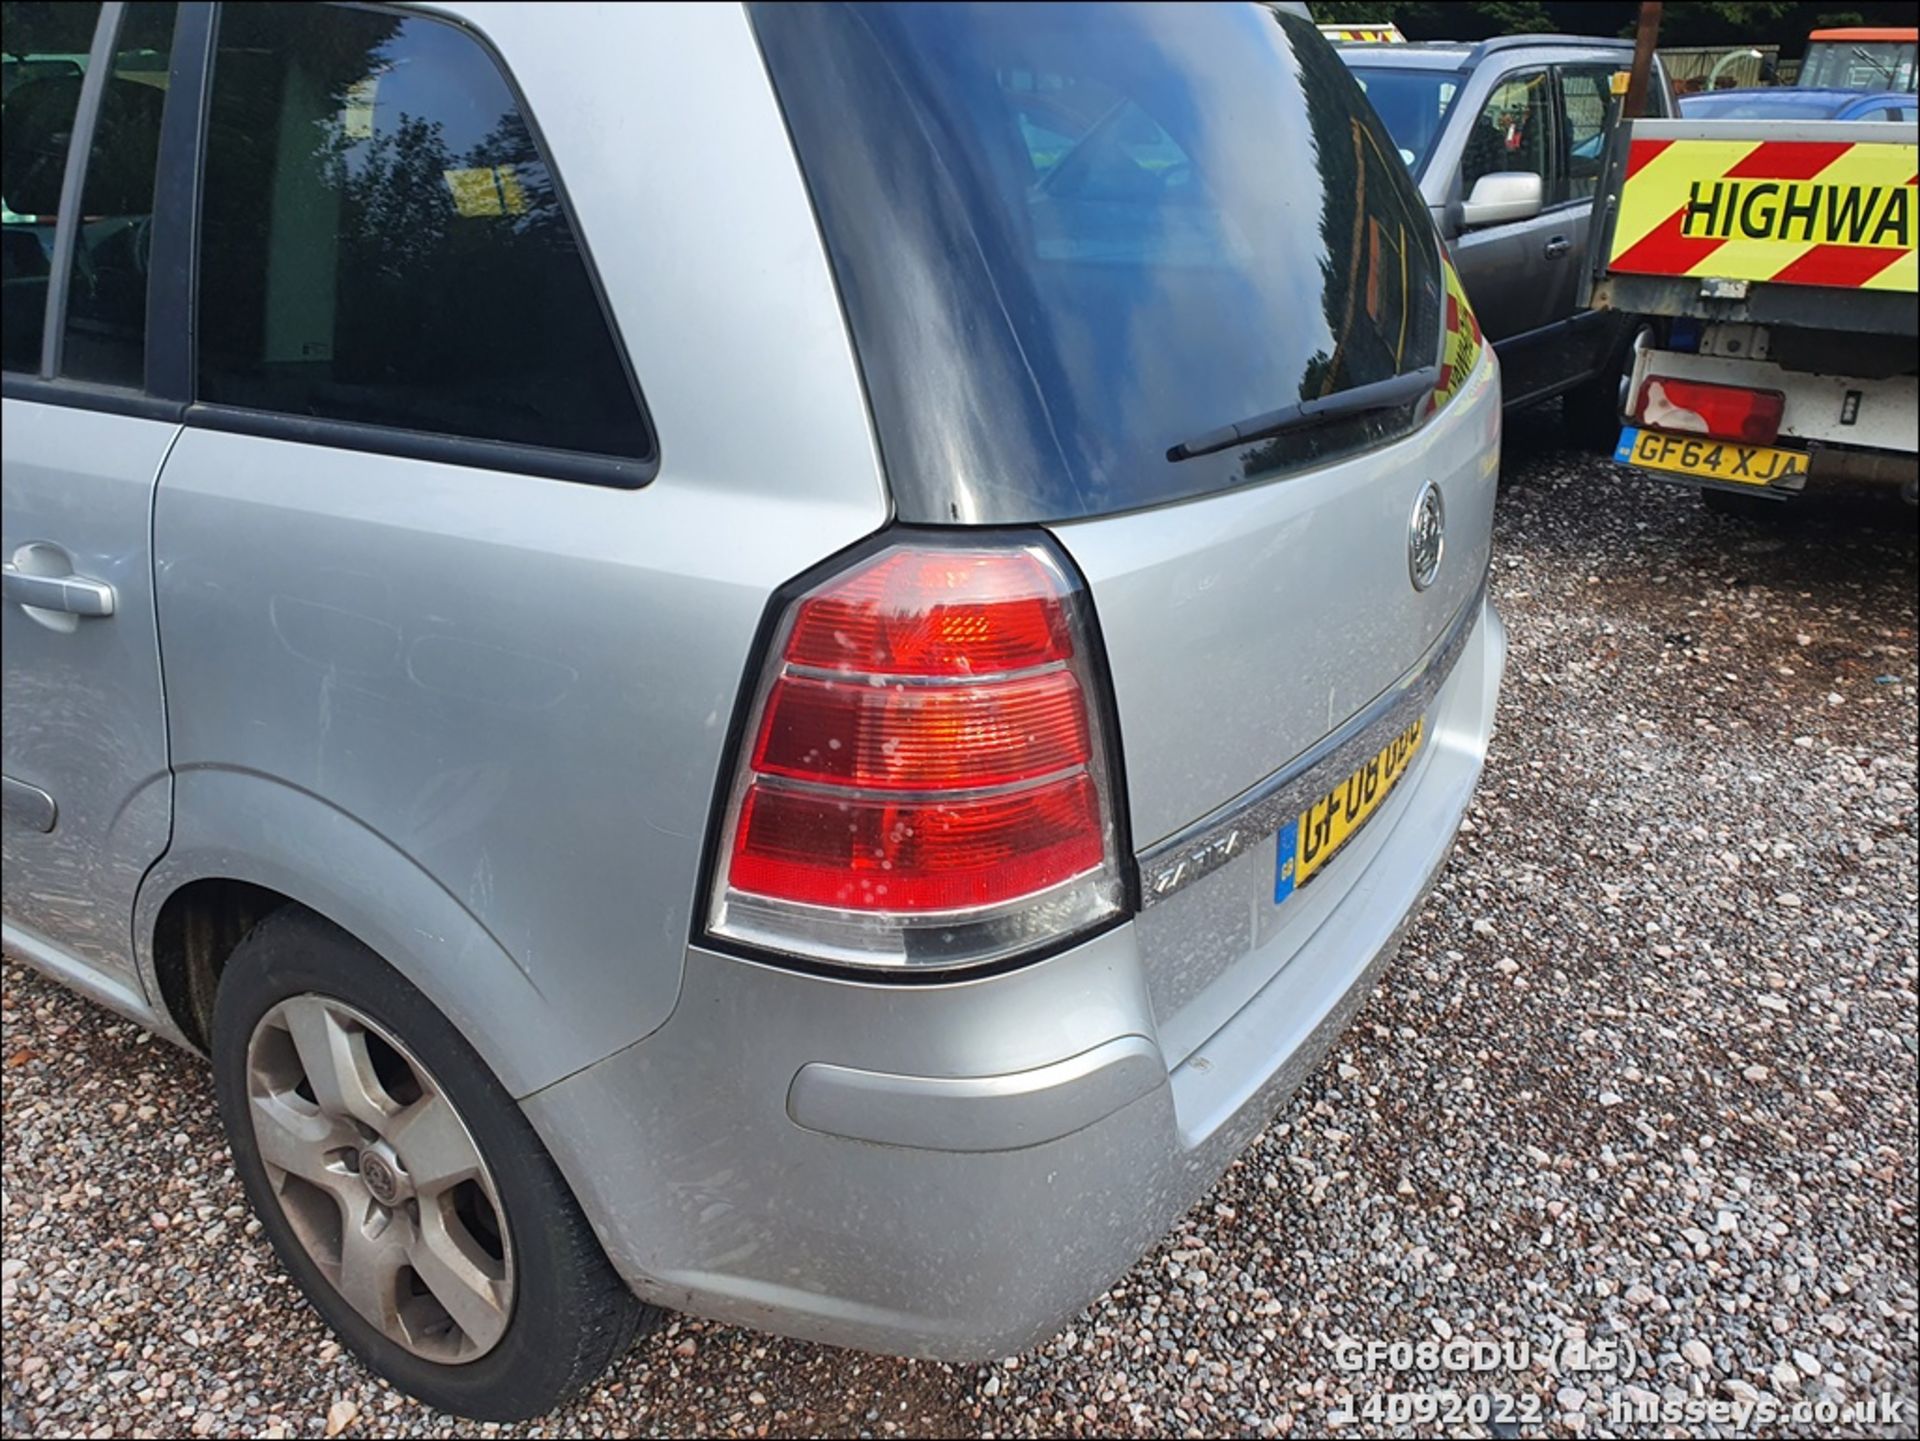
[1460,70,1555,205]
[1557,66,1614,206]
[0,0,106,372]
[61,2,177,386]
[198,2,650,459]
[1646,72,1671,119]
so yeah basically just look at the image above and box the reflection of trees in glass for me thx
[1240,11,1440,478]
[1294,11,1438,402]
[1293,17,1373,400]
[200,3,642,453]
[219,0,566,343]
[314,105,561,267]
[199,3,404,373]
[1300,349,1337,399]
[467,110,565,246]
[295,26,573,415]
[321,114,457,294]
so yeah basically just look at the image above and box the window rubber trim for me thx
[183,403,658,489]
[37,2,126,380]
[144,0,216,404]
[0,373,185,420]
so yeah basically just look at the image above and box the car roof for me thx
[1680,86,1912,112]
[1335,33,1639,70]
[1700,85,1907,100]
[1336,42,1475,69]
[1807,27,1917,42]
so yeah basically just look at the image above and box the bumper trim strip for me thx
[787,1035,1166,1153]
[1136,574,1488,907]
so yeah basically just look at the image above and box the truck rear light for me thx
[707,540,1125,970]
[1635,376,1784,446]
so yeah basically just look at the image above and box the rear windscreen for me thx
[752,2,1444,523]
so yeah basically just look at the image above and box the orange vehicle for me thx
[1799,27,1918,92]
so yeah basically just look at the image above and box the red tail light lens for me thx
[1635,376,1784,446]
[708,541,1124,970]
[729,775,1106,913]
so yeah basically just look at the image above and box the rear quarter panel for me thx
[146,2,887,1094]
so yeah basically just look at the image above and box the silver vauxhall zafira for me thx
[0,0,1505,1419]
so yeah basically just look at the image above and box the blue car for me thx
[1679,86,1918,122]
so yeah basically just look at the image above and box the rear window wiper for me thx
[1166,365,1440,462]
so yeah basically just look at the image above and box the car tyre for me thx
[211,907,648,1420]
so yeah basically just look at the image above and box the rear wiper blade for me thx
[1166,365,1439,462]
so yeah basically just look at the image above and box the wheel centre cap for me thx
[359,1144,409,1206]
[1408,480,1446,592]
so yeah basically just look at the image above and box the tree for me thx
[1654,2,1798,45]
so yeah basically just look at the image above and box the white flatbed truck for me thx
[1587,115,1917,513]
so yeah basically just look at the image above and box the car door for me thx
[1449,67,1567,403]
[1539,62,1638,391]
[1,0,182,990]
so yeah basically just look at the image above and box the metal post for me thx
[1622,1,1665,119]
[1582,4,1664,310]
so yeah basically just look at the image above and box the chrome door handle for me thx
[2,563,116,617]
[1543,236,1571,259]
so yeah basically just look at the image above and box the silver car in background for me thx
[1,0,1505,1419]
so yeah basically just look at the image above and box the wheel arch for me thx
[135,767,577,1098]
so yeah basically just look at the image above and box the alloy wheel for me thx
[244,995,514,1363]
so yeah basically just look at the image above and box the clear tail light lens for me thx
[707,541,1124,970]
[1635,376,1784,446]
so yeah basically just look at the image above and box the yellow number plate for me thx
[1614,426,1807,488]
[1275,718,1425,904]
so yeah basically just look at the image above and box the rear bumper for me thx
[524,598,1506,1359]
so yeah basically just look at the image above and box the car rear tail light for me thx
[1635,376,1784,445]
[707,541,1125,970]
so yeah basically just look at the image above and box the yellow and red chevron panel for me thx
[1429,257,1483,415]
[1317,22,1406,43]
[1609,131,1917,292]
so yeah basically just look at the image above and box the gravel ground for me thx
[5,414,1916,1439]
